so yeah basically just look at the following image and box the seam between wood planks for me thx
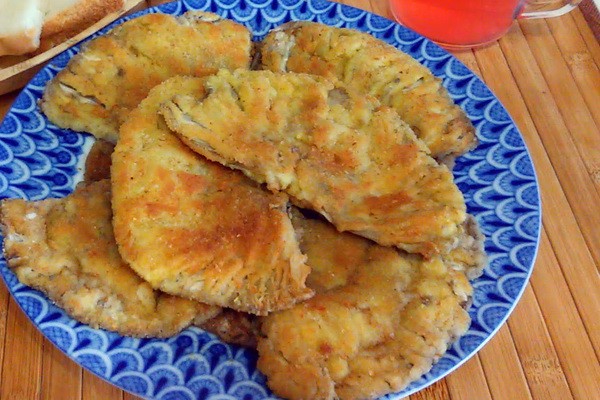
[537,226,600,362]
[507,284,576,400]
[478,325,534,400]
[571,9,600,68]
[528,272,590,400]
[471,33,600,360]
[546,13,600,141]
[492,33,600,351]
[1,298,44,399]
[0,285,10,396]
[530,228,600,398]
[504,322,539,399]
[445,354,494,400]
[517,17,600,270]
[546,14,600,113]
[517,17,600,199]
[498,26,600,262]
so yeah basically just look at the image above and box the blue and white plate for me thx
[0,0,541,398]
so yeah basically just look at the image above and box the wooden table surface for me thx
[0,1,599,399]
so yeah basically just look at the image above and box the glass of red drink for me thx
[389,0,582,49]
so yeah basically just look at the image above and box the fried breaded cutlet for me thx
[160,70,466,257]
[40,11,251,142]
[194,211,486,349]
[259,22,477,163]
[80,137,260,347]
[257,212,474,400]
[112,76,312,316]
[0,180,220,338]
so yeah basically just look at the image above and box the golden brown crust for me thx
[41,0,123,38]
[258,214,473,400]
[40,11,252,142]
[35,0,124,53]
[111,76,312,316]
[0,180,219,338]
[259,21,477,161]
[161,69,466,257]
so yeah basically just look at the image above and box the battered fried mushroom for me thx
[0,180,219,337]
[259,21,477,162]
[80,134,262,346]
[40,11,251,142]
[112,76,312,315]
[161,70,466,256]
[257,214,473,400]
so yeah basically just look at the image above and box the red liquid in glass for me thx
[390,0,524,48]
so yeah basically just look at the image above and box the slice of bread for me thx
[0,0,44,56]
[38,0,125,53]
[0,0,125,56]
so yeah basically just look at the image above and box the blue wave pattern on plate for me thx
[0,0,540,398]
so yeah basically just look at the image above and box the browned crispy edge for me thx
[35,0,125,54]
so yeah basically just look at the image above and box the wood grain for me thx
[546,14,600,129]
[519,17,600,200]
[479,325,534,400]
[501,23,600,228]
[0,277,10,393]
[445,356,493,400]
[409,379,451,400]
[571,9,600,66]
[508,286,574,400]
[0,298,43,400]
[530,231,600,399]
[40,339,82,400]
[0,2,599,400]
[82,370,123,400]
[476,30,600,358]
